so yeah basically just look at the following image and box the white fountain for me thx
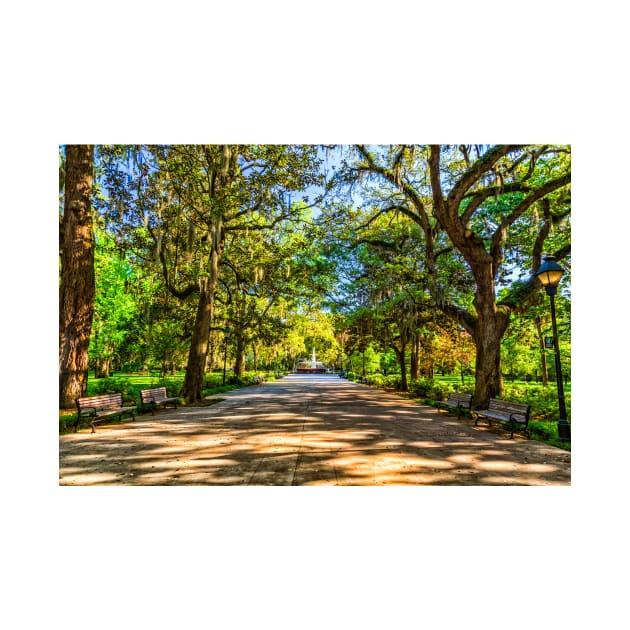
[296,348,326,373]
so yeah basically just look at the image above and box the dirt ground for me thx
[59,375,571,485]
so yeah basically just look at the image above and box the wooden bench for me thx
[253,375,265,384]
[75,393,137,433]
[139,387,179,415]
[436,392,473,416]
[473,398,531,438]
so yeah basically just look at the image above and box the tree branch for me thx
[446,144,522,212]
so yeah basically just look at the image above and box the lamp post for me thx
[535,255,570,442]
[222,326,231,386]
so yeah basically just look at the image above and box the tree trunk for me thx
[410,335,419,381]
[59,145,95,408]
[95,357,111,379]
[394,346,408,391]
[181,276,214,402]
[472,283,510,407]
[180,211,224,402]
[234,334,246,377]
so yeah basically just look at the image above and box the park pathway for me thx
[59,374,571,485]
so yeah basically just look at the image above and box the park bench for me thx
[359,376,373,384]
[75,393,137,433]
[139,387,180,415]
[436,392,473,416]
[253,376,265,384]
[473,398,531,439]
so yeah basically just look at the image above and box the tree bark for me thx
[234,333,246,376]
[180,271,216,402]
[393,345,408,391]
[470,264,511,407]
[59,145,95,408]
[95,356,111,379]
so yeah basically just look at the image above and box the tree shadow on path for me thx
[59,378,571,486]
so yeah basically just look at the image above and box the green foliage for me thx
[152,377,182,398]
[59,412,77,434]
[88,373,184,403]
[528,421,555,441]
[527,421,571,450]
[368,373,385,387]
[410,378,453,401]
[204,373,225,389]
[89,231,139,373]
[382,374,402,389]
[501,383,571,422]
[92,376,136,403]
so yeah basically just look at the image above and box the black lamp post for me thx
[222,326,231,386]
[535,255,570,442]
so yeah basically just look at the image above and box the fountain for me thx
[296,348,327,374]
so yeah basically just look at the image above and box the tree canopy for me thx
[59,144,570,407]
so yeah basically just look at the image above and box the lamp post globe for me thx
[536,255,565,295]
[535,256,570,442]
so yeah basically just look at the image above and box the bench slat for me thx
[77,393,124,411]
[75,393,136,433]
[474,398,531,438]
[139,387,179,415]
[436,392,472,415]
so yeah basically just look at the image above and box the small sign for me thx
[544,336,554,349]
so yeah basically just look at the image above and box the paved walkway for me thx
[59,375,571,485]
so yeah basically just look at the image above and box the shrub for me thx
[383,374,401,389]
[502,383,571,422]
[369,373,386,388]
[204,373,224,389]
[59,412,77,434]
[428,381,453,402]
[153,377,181,398]
[92,376,136,403]
[121,361,144,373]
[410,379,453,401]
[529,421,555,441]
[410,378,432,397]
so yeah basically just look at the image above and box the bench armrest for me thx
[509,412,527,423]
